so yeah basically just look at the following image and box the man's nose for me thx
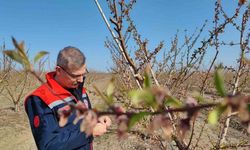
[76,75,84,83]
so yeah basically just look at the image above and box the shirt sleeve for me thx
[25,96,92,150]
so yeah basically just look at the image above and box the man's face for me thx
[56,64,87,89]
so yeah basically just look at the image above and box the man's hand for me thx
[93,123,107,136]
[98,115,112,128]
[92,116,112,137]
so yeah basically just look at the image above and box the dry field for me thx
[0,72,249,150]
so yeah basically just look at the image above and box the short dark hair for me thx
[57,46,86,71]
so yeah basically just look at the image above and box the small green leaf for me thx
[34,51,49,63]
[165,96,182,108]
[128,112,150,130]
[11,37,31,69]
[129,90,140,105]
[3,50,23,64]
[106,78,115,104]
[129,90,155,107]
[11,37,28,60]
[193,92,206,103]
[106,78,115,97]
[214,69,226,97]
[143,71,151,88]
[208,105,227,125]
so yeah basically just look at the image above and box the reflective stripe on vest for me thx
[82,93,87,98]
[48,96,75,109]
[82,93,89,109]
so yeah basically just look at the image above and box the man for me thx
[25,46,110,150]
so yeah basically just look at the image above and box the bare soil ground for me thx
[0,73,249,150]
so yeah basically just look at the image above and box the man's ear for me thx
[55,66,61,75]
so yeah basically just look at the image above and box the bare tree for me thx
[94,0,250,149]
[216,3,250,148]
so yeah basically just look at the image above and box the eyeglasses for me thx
[58,66,88,79]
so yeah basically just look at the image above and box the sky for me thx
[0,0,247,71]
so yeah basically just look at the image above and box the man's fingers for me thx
[98,116,112,128]
[93,123,107,136]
